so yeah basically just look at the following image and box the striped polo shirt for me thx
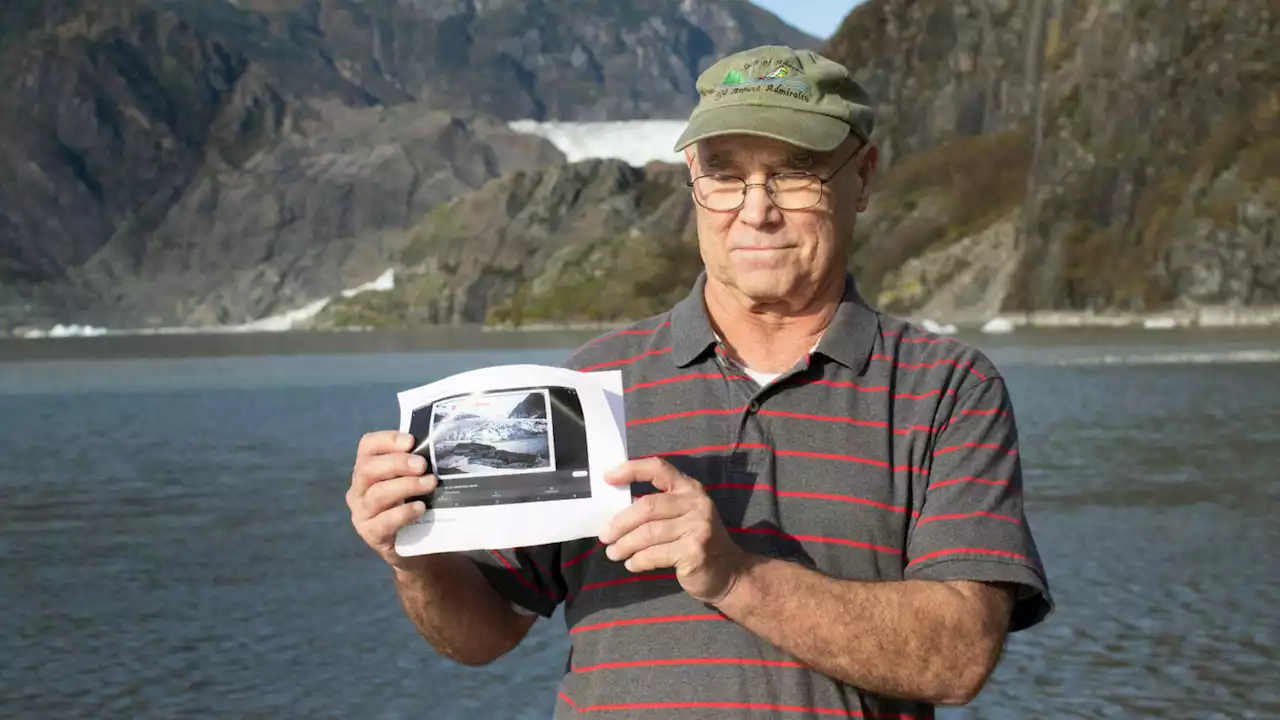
[466,273,1053,719]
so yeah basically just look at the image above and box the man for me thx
[346,45,1053,718]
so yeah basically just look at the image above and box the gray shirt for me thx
[466,274,1053,719]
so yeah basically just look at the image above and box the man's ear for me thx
[856,143,879,212]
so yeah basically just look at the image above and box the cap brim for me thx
[672,105,852,153]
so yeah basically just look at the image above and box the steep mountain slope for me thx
[825,0,1279,319]
[311,159,700,329]
[0,0,814,330]
[313,0,1278,332]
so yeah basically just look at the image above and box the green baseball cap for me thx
[673,45,875,153]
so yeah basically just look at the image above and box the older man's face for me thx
[687,134,873,307]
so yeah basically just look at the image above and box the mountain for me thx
[824,0,1278,320]
[0,0,815,332]
[508,393,549,420]
[313,0,1278,332]
[309,158,700,329]
[432,418,547,445]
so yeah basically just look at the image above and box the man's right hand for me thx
[347,430,437,569]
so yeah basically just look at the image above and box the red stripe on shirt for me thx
[801,379,958,401]
[558,693,916,718]
[527,553,554,580]
[627,406,744,426]
[729,526,901,555]
[933,442,1016,456]
[562,541,602,568]
[572,572,677,597]
[907,547,1035,567]
[870,353,988,381]
[927,476,1019,493]
[705,482,918,516]
[570,614,725,634]
[627,406,935,435]
[760,409,936,435]
[489,550,554,598]
[574,657,807,674]
[650,442,928,474]
[960,408,1008,417]
[573,322,672,353]
[625,372,748,393]
[580,347,673,371]
[916,511,1020,526]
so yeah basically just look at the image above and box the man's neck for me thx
[704,274,845,374]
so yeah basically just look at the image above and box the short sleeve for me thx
[906,376,1054,631]
[462,543,566,619]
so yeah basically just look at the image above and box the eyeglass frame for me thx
[685,142,864,212]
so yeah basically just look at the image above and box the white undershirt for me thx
[717,334,821,387]
[741,366,782,385]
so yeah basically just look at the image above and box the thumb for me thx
[635,457,698,494]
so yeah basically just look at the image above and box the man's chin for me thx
[721,272,800,306]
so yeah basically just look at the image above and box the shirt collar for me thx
[669,272,718,367]
[668,271,880,375]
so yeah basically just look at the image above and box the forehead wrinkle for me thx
[698,145,822,173]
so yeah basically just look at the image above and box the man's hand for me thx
[600,457,751,605]
[346,430,437,570]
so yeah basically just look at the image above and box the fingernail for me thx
[420,473,436,489]
[408,455,426,473]
[413,501,426,514]
[399,433,414,450]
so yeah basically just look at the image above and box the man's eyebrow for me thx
[698,149,828,172]
[781,151,816,170]
[700,152,735,170]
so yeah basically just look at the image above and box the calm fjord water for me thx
[2,329,1278,719]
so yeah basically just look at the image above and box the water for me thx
[2,328,1279,719]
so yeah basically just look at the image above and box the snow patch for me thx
[508,119,688,167]
[981,317,1016,334]
[18,269,397,337]
[919,318,958,335]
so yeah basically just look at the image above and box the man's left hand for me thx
[600,457,751,605]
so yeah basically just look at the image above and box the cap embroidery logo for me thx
[714,62,811,99]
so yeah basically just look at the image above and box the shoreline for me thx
[8,306,1280,341]
[487,306,1280,334]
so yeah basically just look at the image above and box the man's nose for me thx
[737,182,778,227]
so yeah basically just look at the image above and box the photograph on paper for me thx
[407,385,592,510]
[394,364,629,555]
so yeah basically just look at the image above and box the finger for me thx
[361,474,437,519]
[600,492,692,544]
[605,457,699,493]
[621,541,680,574]
[605,516,691,563]
[357,430,414,460]
[362,499,428,544]
[351,452,426,496]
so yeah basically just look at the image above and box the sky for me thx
[750,0,868,40]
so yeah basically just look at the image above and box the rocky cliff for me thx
[312,0,1278,332]
[0,0,812,331]
[6,0,1276,333]
[827,0,1279,320]
[311,159,700,329]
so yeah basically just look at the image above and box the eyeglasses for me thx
[686,145,861,212]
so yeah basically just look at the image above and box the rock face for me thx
[311,159,700,329]
[228,0,818,121]
[827,0,1279,318]
[0,0,812,330]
